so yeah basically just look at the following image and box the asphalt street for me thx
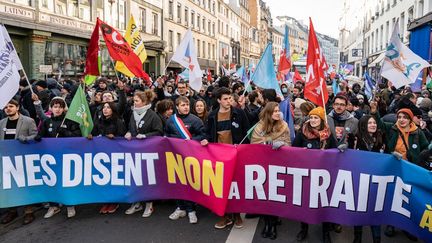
[0,202,423,243]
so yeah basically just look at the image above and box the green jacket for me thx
[372,112,428,164]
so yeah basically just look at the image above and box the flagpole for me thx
[320,79,328,124]
[20,67,35,95]
[109,57,122,81]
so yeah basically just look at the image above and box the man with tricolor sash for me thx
[164,96,206,224]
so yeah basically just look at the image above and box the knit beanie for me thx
[309,107,326,121]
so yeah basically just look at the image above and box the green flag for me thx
[65,85,93,137]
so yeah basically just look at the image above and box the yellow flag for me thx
[115,15,147,77]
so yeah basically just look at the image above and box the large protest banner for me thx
[0,137,431,241]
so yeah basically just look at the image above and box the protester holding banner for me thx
[32,94,81,218]
[124,90,163,217]
[370,102,428,241]
[0,99,38,225]
[292,106,337,243]
[201,87,250,229]
[250,101,291,240]
[347,115,385,243]
[155,99,174,128]
[165,96,206,224]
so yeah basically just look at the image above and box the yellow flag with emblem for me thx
[115,15,147,77]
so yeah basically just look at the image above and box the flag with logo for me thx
[249,43,283,97]
[278,25,291,79]
[65,85,94,137]
[171,29,203,91]
[115,16,147,78]
[0,25,21,108]
[97,18,150,83]
[381,19,431,88]
[304,18,329,107]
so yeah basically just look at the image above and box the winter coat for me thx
[373,112,429,164]
[292,128,337,149]
[0,114,38,140]
[206,106,250,144]
[92,116,127,137]
[250,120,291,146]
[327,110,358,146]
[129,109,163,137]
[165,113,206,141]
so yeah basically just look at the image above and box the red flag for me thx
[207,69,212,81]
[304,18,328,107]
[293,68,304,82]
[85,20,100,76]
[97,18,150,82]
[278,50,291,75]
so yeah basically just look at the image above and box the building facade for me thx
[163,0,217,74]
[0,0,164,79]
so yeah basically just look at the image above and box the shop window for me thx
[44,41,86,76]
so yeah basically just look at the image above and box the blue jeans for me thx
[176,200,196,213]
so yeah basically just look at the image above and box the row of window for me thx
[168,2,216,37]
[168,30,216,60]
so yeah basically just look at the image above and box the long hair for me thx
[101,101,119,120]
[356,115,383,147]
[193,99,208,122]
[259,102,284,134]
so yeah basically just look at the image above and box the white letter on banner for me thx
[124,153,142,186]
[228,181,240,199]
[357,173,371,212]
[144,153,158,185]
[310,169,330,208]
[62,154,83,187]
[111,153,125,185]
[93,153,110,185]
[40,154,56,186]
[329,170,355,211]
[84,153,93,186]
[372,175,394,211]
[245,165,267,200]
[25,154,43,186]
[2,156,25,189]
[287,167,309,206]
[391,177,412,218]
[268,166,286,203]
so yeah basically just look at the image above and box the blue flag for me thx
[236,66,249,84]
[279,99,295,142]
[364,72,375,99]
[250,43,282,96]
[410,70,423,93]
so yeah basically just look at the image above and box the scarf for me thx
[329,110,352,121]
[302,121,331,149]
[133,104,152,128]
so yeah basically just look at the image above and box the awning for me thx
[368,52,385,67]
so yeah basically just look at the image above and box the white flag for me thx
[0,62,20,109]
[0,25,23,70]
[171,29,202,91]
[381,20,430,88]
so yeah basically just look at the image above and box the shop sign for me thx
[0,3,34,19]
[39,65,52,74]
[39,13,93,32]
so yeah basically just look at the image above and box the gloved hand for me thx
[17,135,27,144]
[124,132,132,141]
[34,134,42,142]
[136,134,146,139]
[392,152,403,160]
[337,144,348,153]
[272,141,285,150]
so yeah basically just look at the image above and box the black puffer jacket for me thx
[129,109,163,137]
[39,114,81,138]
[92,116,127,137]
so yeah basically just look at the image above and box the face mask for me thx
[282,88,288,93]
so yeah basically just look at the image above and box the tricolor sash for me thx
[171,114,192,139]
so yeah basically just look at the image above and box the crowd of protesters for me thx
[1,70,432,243]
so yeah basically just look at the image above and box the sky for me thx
[265,0,343,39]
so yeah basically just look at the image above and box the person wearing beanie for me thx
[31,94,81,219]
[370,102,428,240]
[327,93,359,146]
[293,106,337,242]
